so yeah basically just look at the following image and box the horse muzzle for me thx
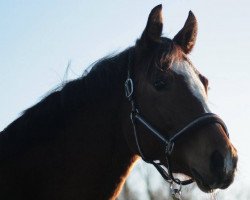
[192,146,238,193]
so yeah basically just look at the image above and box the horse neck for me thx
[59,50,139,199]
[2,48,138,199]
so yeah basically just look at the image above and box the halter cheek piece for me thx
[124,50,230,191]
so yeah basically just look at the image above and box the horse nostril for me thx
[209,149,237,189]
[210,150,224,177]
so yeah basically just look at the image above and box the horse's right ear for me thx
[138,4,163,47]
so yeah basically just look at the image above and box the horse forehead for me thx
[172,60,210,112]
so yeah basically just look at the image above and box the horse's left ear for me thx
[139,4,163,46]
[173,11,198,54]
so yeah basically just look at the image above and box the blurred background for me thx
[0,1,250,199]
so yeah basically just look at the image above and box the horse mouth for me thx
[191,168,214,193]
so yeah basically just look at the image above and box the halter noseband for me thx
[124,49,229,190]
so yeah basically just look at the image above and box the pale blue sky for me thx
[0,0,250,199]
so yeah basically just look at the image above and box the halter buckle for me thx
[166,141,175,155]
[125,78,134,99]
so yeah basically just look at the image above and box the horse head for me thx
[122,5,238,193]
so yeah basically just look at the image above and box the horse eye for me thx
[154,80,168,90]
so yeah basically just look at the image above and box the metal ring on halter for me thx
[125,78,134,98]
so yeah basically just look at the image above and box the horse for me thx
[0,4,237,200]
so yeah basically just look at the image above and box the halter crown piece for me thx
[124,49,229,199]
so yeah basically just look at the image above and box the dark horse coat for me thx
[0,4,237,200]
[0,49,135,199]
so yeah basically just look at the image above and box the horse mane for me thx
[0,48,131,161]
[0,38,179,161]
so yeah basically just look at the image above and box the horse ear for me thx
[140,4,163,46]
[173,11,198,54]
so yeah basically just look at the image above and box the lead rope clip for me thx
[170,180,182,200]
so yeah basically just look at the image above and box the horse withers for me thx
[0,4,237,200]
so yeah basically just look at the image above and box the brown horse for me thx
[0,5,237,200]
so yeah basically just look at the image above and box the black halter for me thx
[124,50,229,186]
